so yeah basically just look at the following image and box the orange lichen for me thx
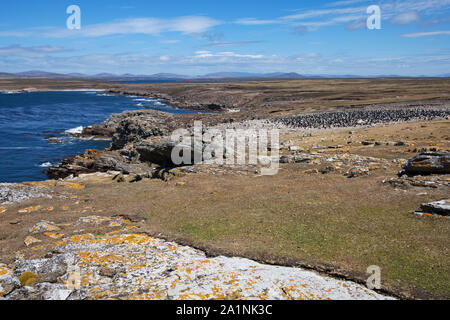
[77,251,127,267]
[63,183,85,190]
[18,205,42,214]
[0,265,11,277]
[29,221,60,234]
[44,232,65,239]
[24,236,41,247]
[0,207,6,214]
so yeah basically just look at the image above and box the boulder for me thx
[136,141,178,166]
[402,152,450,175]
[420,199,450,216]
[280,155,311,164]
[81,125,114,138]
[136,140,204,167]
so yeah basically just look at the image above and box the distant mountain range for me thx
[0,70,449,80]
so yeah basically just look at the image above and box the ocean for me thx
[0,90,195,183]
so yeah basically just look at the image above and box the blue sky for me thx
[0,0,449,76]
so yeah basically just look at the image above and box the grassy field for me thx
[71,157,449,299]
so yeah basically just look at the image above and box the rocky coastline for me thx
[46,102,450,182]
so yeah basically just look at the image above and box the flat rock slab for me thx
[3,215,394,300]
[420,199,450,216]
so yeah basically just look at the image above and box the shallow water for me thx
[0,91,195,183]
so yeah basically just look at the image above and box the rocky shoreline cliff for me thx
[45,102,450,182]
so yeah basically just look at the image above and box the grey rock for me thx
[0,184,51,205]
[402,152,450,175]
[137,141,178,166]
[280,154,311,164]
[137,139,215,167]
[420,199,450,216]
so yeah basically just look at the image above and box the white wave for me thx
[65,126,84,135]
[133,98,152,102]
[39,162,53,168]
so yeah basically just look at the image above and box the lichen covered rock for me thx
[403,152,450,175]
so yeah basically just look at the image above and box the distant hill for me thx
[1,70,449,80]
[0,72,15,79]
[201,72,306,79]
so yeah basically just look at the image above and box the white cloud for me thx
[2,47,450,76]
[0,16,221,38]
[391,11,420,25]
[0,45,66,57]
[0,30,33,37]
[234,0,450,32]
[281,7,365,21]
[401,30,450,37]
[234,18,279,25]
[194,51,263,59]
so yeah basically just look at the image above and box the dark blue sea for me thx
[0,90,195,183]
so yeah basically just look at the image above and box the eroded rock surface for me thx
[0,184,52,205]
[403,152,450,175]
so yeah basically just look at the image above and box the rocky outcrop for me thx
[420,200,450,216]
[136,139,205,167]
[136,141,177,166]
[402,152,450,175]
[80,125,115,138]
[74,110,174,149]
[111,118,167,150]
[0,184,52,205]
[45,150,151,180]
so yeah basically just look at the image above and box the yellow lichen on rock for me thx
[29,221,60,234]
[22,180,56,188]
[18,205,42,214]
[24,236,41,247]
[18,272,38,287]
[0,264,11,277]
[62,183,85,190]
[44,232,65,239]
[0,207,6,214]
